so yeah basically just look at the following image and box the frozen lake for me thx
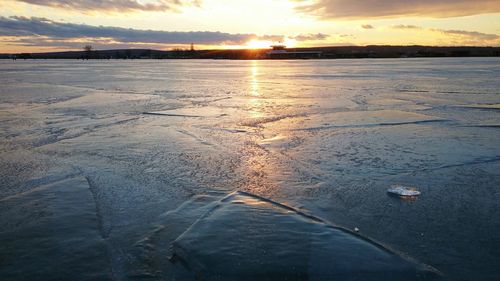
[0,58,499,280]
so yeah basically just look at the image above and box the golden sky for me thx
[0,0,499,52]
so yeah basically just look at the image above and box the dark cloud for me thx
[12,0,200,12]
[7,36,169,50]
[361,24,374,29]
[292,33,329,41]
[0,16,283,48]
[294,0,500,19]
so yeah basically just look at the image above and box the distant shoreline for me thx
[1,45,499,60]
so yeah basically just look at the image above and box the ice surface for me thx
[145,106,230,118]
[173,191,439,281]
[258,134,287,148]
[457,104,500,110]
[1,58,499,281]
[294,110,446,131]
[0,176,109,280]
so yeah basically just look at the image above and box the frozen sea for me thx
[0,58,499,280]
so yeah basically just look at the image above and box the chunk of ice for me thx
[387,185,421,197]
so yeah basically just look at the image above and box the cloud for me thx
[391,24,500,45]
[258,34,286,42]
[11,0,200,12]
[5,36,171,50]
[0,16,283,48]
[437,29,500,41]
[292,33,329,41]
[361,24,374,29]
[392,24,422,29]
[0,16,330,50]
[293,0,500,19]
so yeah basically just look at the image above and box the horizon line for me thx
[2,44,500,55]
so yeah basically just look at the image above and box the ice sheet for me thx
[1,59,499,281]
[145,106,229,118]
[457,103,500,110]
[172,191,440,281]
[0,176,110,280]
[265,109,446,132]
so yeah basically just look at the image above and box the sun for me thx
[245,40,274,49]
[245,38,297,49]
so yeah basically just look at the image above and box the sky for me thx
[0,0,500,52]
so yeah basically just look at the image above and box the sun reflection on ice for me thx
[249,60,265,118]
[250,60,259,97]
[238,60,290,197]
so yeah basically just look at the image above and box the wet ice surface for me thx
[172,191,439,281]
[0,58,499,280]
[0,177,109,280]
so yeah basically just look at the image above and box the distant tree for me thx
[125,49,132,59]
[19,53,32,59]
[83,45,93,59]
[140,49,152,59]
[171,48,185,58]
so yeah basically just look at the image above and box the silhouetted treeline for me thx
[2,46,499,60]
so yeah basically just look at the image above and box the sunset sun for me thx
[245,40,274,49]
[245,38,297,49]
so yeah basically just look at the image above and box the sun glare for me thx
[245,38,297,49]
[245,40,274,49]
